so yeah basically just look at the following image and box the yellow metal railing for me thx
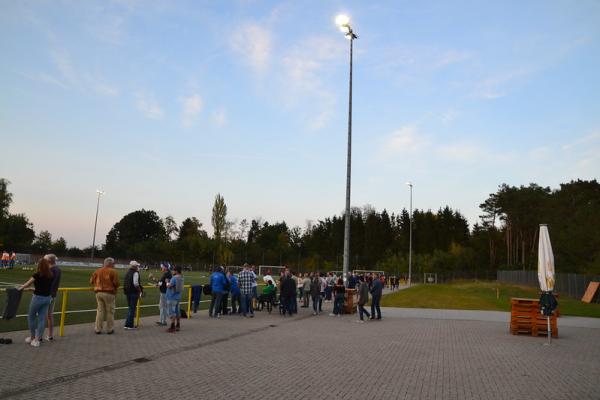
[57,284,195,337]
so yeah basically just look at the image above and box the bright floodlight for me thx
[96,189,105,195]
[335,14,350,28]
[406,182,413,187]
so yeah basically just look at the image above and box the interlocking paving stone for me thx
[0,300,598,400]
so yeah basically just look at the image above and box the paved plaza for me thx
[0,301,599,400]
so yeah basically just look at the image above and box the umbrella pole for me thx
[545,315,551,346]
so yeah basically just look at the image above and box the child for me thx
[166,265,184,332]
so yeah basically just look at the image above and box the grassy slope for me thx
[380,281,600,318]
[0,267,212,333]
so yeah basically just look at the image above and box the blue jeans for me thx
[333,293,345,315]
[125,293,138,328]
[241,292,253,316]
[312,295,320,313]
[28,294,52,338]
[371,295,381,319]
[357,304,370,320]
[210,291,223,316]
[159,292,168,324]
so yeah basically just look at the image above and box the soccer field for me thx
[0,266,214,333]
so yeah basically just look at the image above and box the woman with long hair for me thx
[19,257,54,347]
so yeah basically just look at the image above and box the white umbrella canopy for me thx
[538,224,555,292]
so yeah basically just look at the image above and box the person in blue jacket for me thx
[209,266,227,318]
[228,271,241,314]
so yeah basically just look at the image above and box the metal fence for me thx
[497,270,600,299]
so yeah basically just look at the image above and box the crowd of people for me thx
[206,264,386,323]
[15,258,389,348]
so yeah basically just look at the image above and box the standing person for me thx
[123,261,142,330]
[221,267,231,315]
[18,258,54,347]
[280,270,296,317]
[166,265,184,332]
[356,276,371,323]
[250,265,258,310]
[90,257,120,334]
[325,272,334,302]
[156,264,172,326]
[44,254,61,341]
[237,264,255,318]
[370,273,383,320]
[319,273,327,313]
[1,251,8,268]
[302,273,311,307]
[9,252,16,269]
[209,266,226,318]
[296,272,303,308]
[228,271,240,314]
[310,274,321,315]
[331,278,346,316]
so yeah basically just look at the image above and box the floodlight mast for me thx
[91,189,105,261]
[336,14,358,283]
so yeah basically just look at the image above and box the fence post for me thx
[59,290,69,337]
[187,286,192,319]
[135,296,141,327]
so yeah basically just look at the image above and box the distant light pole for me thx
[406,182,413,286]
[335,14,358,282]
[91,189,104,261]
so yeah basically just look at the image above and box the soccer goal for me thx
[353,269,385,276]
[258,265,286,278]
[424,273,438,284]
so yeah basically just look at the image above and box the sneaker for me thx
[329,313,336,316]
[45,336,54,341]
[30,339,40,347]
[216,314,221,319]
[124,326,137,330]
[95,331,102,334]
[106,330,114,335]
[175,325,180,332]
[25,337,33,344]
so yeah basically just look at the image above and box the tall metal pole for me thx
[342,31,356,283]
[408,183,413,286]
[91,190,104,261]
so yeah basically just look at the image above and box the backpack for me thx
[202,284,212,295]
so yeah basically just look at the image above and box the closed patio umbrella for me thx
[538,224,558,344]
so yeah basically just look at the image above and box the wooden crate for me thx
[510,298,558,338]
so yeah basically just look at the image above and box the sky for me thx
[1,0,599,248]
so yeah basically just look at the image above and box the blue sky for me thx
[1,0,599,248]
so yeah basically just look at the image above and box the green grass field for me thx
[381,281,600,318]
[0,266,214,333]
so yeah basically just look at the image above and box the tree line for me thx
[1,178,598,275]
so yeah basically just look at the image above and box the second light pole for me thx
[91,189,105,262]
[335,14,358,282]
[406,182,413,286]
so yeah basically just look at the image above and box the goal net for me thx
[424,273,438,284]
[353,269,384,276]
[258,265,286,279]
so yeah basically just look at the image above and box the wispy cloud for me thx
[382,125,431,156]
[280,36,344,131]
[180,94,203,127]
[230,23,272,73]
[212,109,227,127]
[135,92,164,119]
